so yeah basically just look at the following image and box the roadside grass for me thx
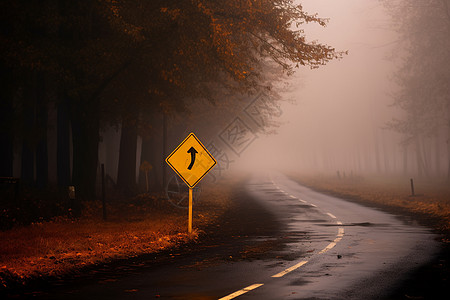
[290,173,450,237]
[0,180,234,290]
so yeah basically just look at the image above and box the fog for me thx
[3,0,448,197]
[236,0,403,176]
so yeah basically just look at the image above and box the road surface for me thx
[17,173,439,299]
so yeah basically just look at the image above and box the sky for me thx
[235,0,401,174]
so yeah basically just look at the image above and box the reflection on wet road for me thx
[26,173,438,299]
[228,173,438,299]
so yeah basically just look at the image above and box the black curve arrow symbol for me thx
[187,147,198,170]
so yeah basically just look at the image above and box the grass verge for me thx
[289,173,450,238]
[288,173,450,299]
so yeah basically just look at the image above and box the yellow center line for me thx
[318,242,337,254]
[234,180,347,300]
[218,283,264,300]
[271,260,309,278]
[327,212,337,219]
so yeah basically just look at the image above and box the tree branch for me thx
[89,56,135,103]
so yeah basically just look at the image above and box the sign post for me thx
[188,187,193,233]
[166,133,216,233]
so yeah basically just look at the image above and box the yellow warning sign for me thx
[166,133,216,188]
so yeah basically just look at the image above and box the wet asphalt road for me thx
[19,173,439,299]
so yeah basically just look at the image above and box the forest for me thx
[263,0,450,182]
[2,0,448,228]
[383,0,450,179]
[0,0,342,211]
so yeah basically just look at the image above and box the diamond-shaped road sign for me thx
[166,133,217,188]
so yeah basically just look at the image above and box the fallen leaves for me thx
[0,180,236,289]
[293,173,450,235]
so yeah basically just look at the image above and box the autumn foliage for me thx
[0,1,342,196]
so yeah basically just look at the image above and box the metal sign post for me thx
[188,187,193,233]
[166,133,217,234]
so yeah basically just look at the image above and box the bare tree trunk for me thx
[392,143,397,174]
[71,103,99,199]
[403,145,408,176]
[35,73,48,189]
[57,88,71,187]
[357,148,362,173]
[414,134,428,178]
[162,112,167,190]
[21,78,36,185]
[117,115,138,194]
[435,131,441,177]
[421,136,431,176]
[447,98,450,181]
[374,130,381,173]
[447,138,450,181]
[382,131,390,174]
[447,126,450,181]
[0,65,14,177]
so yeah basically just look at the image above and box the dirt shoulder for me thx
[289,173,450,300]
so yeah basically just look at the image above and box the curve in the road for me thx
[219,179,346,299]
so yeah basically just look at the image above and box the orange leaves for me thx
[160,7,181,20]
[195,0,213,16]
[108,0,342,103]
[103,0,145,42]
[160,64,183,87]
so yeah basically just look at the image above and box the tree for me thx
[0,65,15,177]
[384,0,450,179]
[0,0,343,197]
[109,0,344,191]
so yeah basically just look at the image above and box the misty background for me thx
[239,0,448,180]
[2,0,449,206]
[94,0,404,182]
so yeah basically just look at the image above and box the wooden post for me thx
[410,178,415,197]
